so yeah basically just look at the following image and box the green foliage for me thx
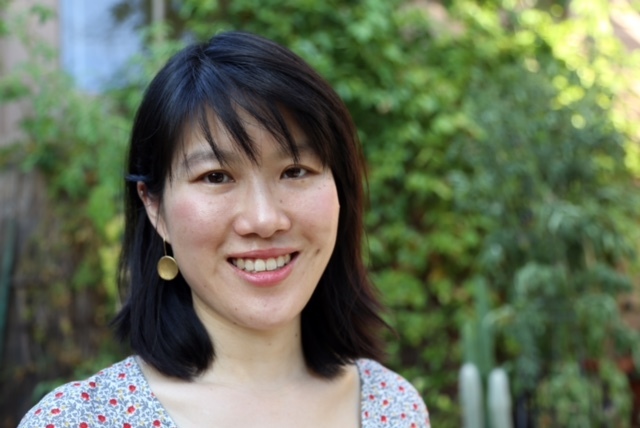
[536,360,632,427]
[0,2,175,405]
[1,51,128,292]
[447,0,640,423]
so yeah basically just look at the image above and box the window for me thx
[60,0,142,92]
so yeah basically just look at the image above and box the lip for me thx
[228,249,298,288]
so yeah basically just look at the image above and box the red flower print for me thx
[358,360,429,428]
[51,408,61,415]
[98,415,106,423]
[73,382,81,387]
[153,420,161,427]
[123,424,132,428]
[127,406,136,414]
[89,382,97,388]
[46,425,54,428]
[118,373,126,379]
[128,385,136,393]
[35,409,42,415]
[81,392,90,401]
[80,423,88,428]
[364,369,371,376]
[109,398,118,406]
[55,392,63,399]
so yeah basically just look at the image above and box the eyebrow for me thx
[179,149,227,172]
[179,141,315,172]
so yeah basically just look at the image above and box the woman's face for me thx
[141,112,340,334]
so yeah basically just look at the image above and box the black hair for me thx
[112,31,386,380]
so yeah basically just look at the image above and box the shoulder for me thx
[18,356,171,428]
[357,359,431,428]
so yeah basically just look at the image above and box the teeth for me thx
[231,254,293,273]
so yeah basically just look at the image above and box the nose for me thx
[232,180,291,238]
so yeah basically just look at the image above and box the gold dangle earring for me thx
[157,239,179,281]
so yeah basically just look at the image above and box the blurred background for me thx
[1,0,640,426]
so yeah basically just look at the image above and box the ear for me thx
[137,181,169,241]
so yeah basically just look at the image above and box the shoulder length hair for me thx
[112,31,386,380]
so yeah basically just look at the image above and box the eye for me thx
[282,166,309,179]
[203,171,233,184]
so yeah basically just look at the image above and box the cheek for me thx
[303,181,340,231]
[323,188,341,222]
[165,194,224,238]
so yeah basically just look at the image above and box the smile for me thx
[230,253,295,273]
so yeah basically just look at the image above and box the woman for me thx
[19,31,430,428]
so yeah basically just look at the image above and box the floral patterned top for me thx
[19,356,430,427]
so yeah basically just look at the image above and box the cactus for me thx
[488,368,513,428]
[460,363,484,428]
[462,277,495,377]
[459,364,514,428]
[460,277,513,428]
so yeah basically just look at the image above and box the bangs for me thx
[166,60,334,181]
[198,95,301,166]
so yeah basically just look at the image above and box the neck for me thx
[194,309,309,388]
